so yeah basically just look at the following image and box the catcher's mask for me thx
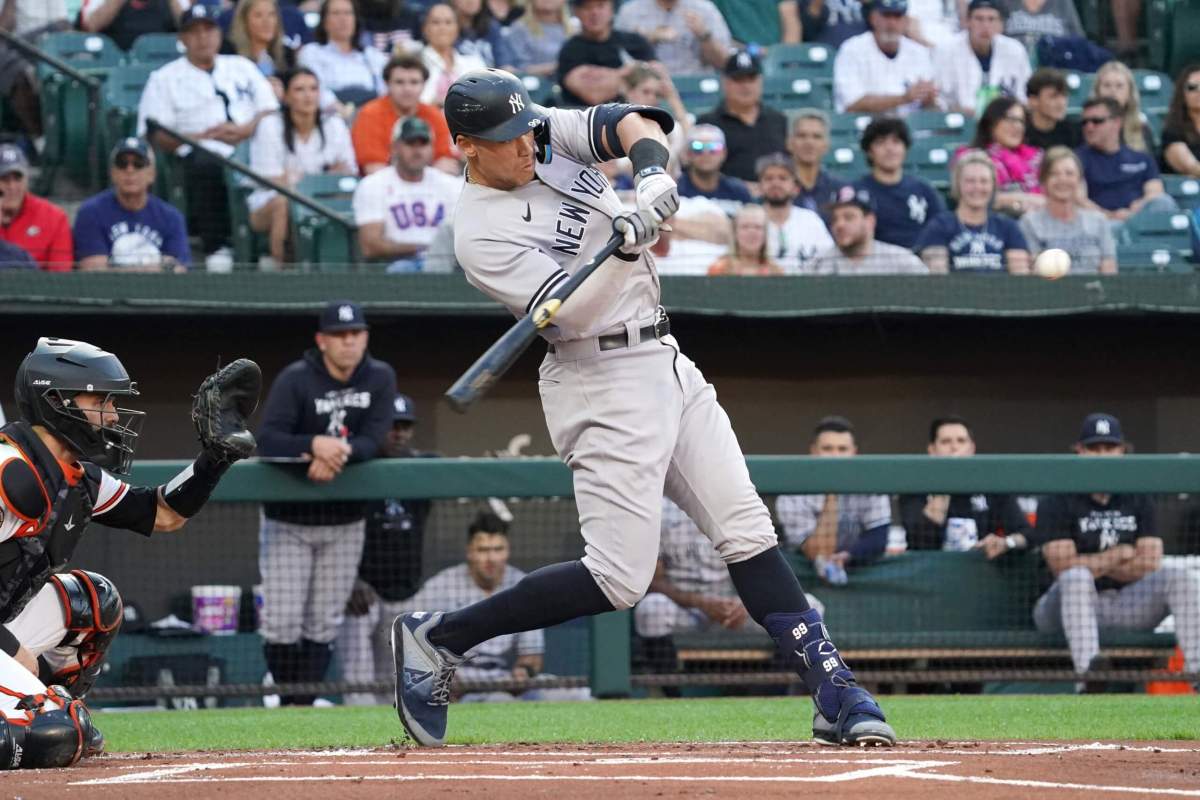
[15,337,144,475]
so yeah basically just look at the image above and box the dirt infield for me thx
[7,741,1199,798]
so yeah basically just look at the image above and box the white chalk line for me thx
[903,770,1200,797]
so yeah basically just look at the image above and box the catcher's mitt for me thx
[191,358,262,464]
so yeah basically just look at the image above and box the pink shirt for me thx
[987,143,1043,194]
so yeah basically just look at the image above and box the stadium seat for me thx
[101,64,156,176]
[127,33,186,67]
[1116,242,1195,272]
[828,111,873,142]
[1064,71,1095,114]
[1162,174,1200,209]
[1119,209,1194,269]
[822,144,865,175]
[223,142,269,269]
[906,140,953,190]
[519,74,554,107]
[761,43,834,82]
[906,110,975,146]
[289,174,360,271]
[1134,69,1173,116]
[672,74,722,114]
[761,75,831,111]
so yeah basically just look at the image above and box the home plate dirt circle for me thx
[6,741,1200,798]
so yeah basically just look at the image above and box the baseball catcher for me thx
[0,338,260,769]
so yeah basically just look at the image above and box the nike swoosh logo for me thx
[522,203,532,222]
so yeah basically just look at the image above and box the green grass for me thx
[95,695,1200,752]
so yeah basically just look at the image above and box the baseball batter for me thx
[393,69,895,748]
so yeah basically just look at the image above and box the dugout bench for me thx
[668,551,1179,690]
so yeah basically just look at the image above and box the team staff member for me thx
[256,301,396,705]
[0,145,72,271]
[0,337,260,768]
[900,415,1032,554]
[392,68,895,749]
[1032,413,1200,684]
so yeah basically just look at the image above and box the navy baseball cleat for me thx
[391,611,465,747]
[811,687,896,747]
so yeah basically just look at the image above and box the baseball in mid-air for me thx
[1033,248,1071,279]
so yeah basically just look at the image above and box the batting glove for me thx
[614,209,660,255]
[635,168,680,223]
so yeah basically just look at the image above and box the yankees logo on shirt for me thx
[907,194,928,225]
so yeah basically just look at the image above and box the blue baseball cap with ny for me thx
[871,0,908,13]
[1078,412,1124,445]
[319,300,368,332]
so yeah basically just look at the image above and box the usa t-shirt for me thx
[73,189,191,268]
[913,211,1028,272]
[854,174,946,250]
[352,167,463,249]
[1075,144,1159,211]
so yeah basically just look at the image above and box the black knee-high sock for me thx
[726,546,811,626]
[428,560,614,656]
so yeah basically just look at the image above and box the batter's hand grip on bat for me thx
[445,232,625,413]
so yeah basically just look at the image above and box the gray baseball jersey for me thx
[454,107,660,343]
[453,104,779,610]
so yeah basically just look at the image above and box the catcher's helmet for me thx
[444,69,552,161]
[14,338,144,474]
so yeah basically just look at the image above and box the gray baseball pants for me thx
[1032,564,1200,673]
[258,514,366,645]
[539,333,778,610]
[337,595,408,705]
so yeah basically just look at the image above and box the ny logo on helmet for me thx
[509,92,525,114]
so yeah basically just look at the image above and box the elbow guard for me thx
[160,451,230,518]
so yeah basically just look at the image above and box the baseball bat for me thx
[445,230,627,413]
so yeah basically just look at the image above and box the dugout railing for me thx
[77,455,1200,706]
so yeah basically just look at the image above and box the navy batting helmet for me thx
[444,69,552,160]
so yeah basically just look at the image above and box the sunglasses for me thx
[1080,116,1111,126]
[1001,115,1026,125]
[689,141,725,153]
[113,156,148,170]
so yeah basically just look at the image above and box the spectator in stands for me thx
[853,117,944,251]
[0,144,71,271]
[420,3,489,105]
[900,415,1033,555]
[353,116,462,271]
[487,0,526,26]
[506,0,571,77]
[0,238,33,269]
[138,3,278,269]
[352,54,458,175]
[1076,97,1175,224]
[79,0,185,51]
[788,110,848,216]
[1090,61,1155,156]
[623,63,689,172]
[709,0,801,47]
[256,300,396,705]
[756,152,834,272]
[1161,64,1200,176]
[832,0,936,116]
[809,186,928,274]
[648,195,732,275]
[75,138,190,272]
[707,204,783,275]
[400,512,574,702]
[612,0,731,75]
[299,0,387,113]
[677,124,752,216]
[556,0,655,108]
[800,0,865,47]
[1025,67,1080,150]
[1032,412,1200,686]
[1019,146,1117,274]
[339,393,435,706]
[358,0,421,54]
[934,0,1030,118]
[248,68,357,265]
[696,49,787,185]
[965,96,1045,216]
[227,0,297,94]
[916,150,1030,274]
[452,0,516,69]
[998,0,1082,55]
[0,0,68,147]
[776,415,893,586]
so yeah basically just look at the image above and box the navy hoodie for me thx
[257,348,397,524]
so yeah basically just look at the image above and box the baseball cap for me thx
[0,144,28,177]
[392,116,432,144]
[827,184,874,214]
[319,300,368,332]
[393,393,417,423]
[755,152,794,178]
[967,0,1003,14]
[725,49,762,78]
[179,3,220,29]
[111,137,150,165]
[1078,412,1124,445]
[871,0,908,14]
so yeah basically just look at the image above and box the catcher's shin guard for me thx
[0,687,94,769]
[47,571,122,697]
